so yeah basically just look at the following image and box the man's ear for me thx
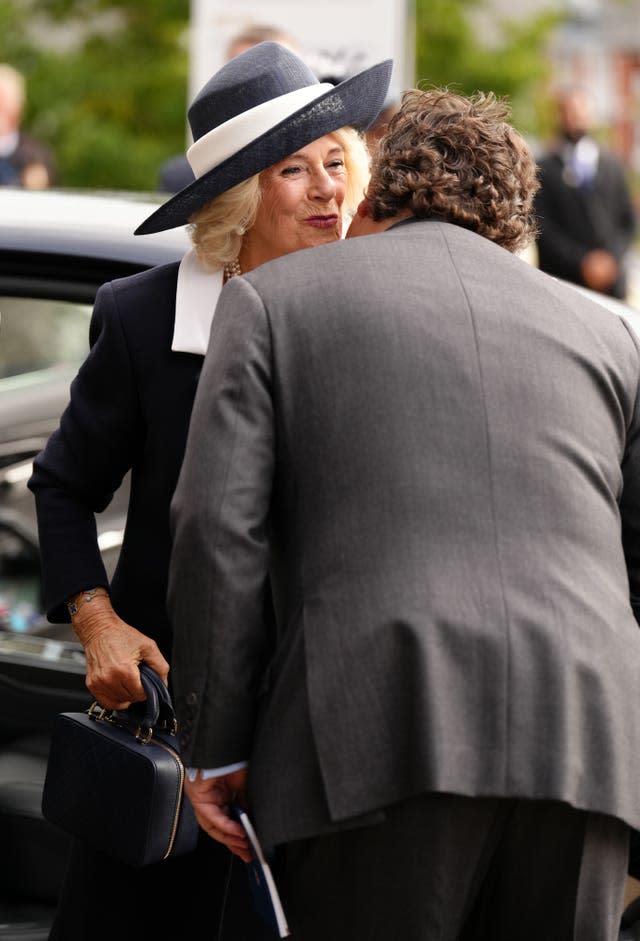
[344,198,371,239]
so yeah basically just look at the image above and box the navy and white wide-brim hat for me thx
[135,41,393,235]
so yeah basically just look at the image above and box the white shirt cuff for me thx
[186,761,248,782]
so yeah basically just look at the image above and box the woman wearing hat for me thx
[28,41,392,941]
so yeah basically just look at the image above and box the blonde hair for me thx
[189,125,370,271]
[333,126,371,224]
[188,175,261,271]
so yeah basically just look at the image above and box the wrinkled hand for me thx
[185,768,252,862]
[71,593,169,710]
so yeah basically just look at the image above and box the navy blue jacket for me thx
[28,261,202,659]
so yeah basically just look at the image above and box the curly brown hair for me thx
[367,88,540,253]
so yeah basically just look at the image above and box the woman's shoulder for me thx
[104,259,181,304]
[92,260,182,348]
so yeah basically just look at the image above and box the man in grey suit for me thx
[168,88,640,940]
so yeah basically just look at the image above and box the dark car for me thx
[0,187,189,459]
[0,187,188,940]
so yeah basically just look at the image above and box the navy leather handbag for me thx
[42,663,198,867]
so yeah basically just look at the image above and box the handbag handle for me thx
[139,663,178,735]
[93,664,176,743]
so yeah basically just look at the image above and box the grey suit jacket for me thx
[168,218,640,849]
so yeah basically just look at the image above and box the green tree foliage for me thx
[414,0,564,134]
[1,0,190,190]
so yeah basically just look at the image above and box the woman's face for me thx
[240,133,347,270]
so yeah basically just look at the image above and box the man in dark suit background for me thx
[168,88,640,940]
[0,63,55,188]
[534,84,636,299]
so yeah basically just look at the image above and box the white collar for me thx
[0,130,19,158]
[172,248,224,355]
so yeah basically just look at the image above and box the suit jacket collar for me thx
[386,214,453,232]
[172,248,223,355]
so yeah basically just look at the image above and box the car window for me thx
[0,520,45,634]
[0,296,91,382]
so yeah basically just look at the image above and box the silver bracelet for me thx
[67,587,108,618]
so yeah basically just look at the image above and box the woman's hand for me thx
[69,591,169,710]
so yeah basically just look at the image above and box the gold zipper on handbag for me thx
[153,737,187,859]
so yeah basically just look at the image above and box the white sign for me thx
[189,0,413,104]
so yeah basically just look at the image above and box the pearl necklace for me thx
[223,258,242,281]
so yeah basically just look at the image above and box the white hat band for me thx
[187,82,334,179]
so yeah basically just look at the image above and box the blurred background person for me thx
[0,63,55,189]
[534,84,636,300]
[158,23,300,194]
[225,21,299,60]
[28,40,389,941]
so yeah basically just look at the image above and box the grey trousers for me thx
[281,793,629,941]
